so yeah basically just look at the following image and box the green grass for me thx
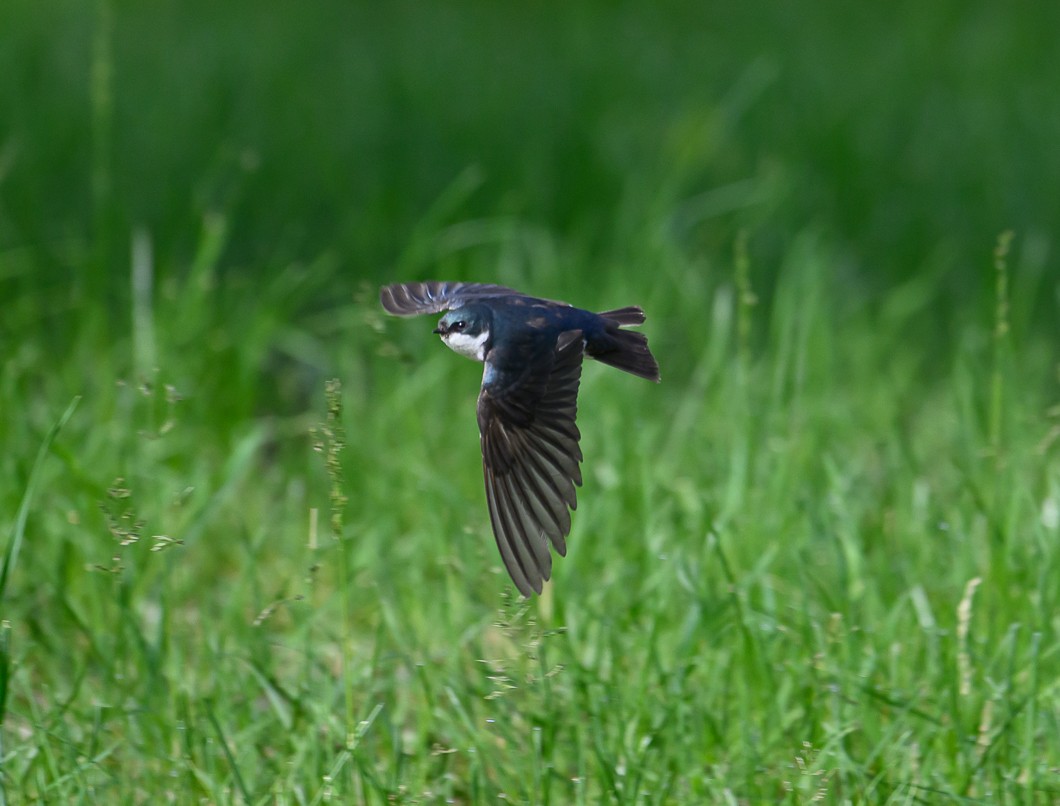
[3,2,1059,803]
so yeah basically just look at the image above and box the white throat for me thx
[442,329,489,362]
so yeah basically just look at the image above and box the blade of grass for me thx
[1,395,80,803]
[0,396,81,602]
[204,699,252,803]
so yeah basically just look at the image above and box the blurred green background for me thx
[2,1,1059,801]
[4,1,1058,350]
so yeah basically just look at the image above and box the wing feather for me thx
[509,459,570,544]
[483,470,534,595]
[499,472,553,577]
[380,281,519,316]
[478,331,586,595]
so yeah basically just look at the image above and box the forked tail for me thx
[598,306,646,326]
[588,320,660,382]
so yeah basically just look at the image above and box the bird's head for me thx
[434,306,491,361]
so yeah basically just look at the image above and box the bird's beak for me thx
[433,325,444,335]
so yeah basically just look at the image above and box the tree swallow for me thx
[380,281,660,596]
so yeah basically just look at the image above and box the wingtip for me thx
[379,283,398,313]
[379,282,424,316]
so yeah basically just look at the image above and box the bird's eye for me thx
[452,321,466,331]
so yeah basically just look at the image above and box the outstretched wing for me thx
[380,281,520,317]
[477,330,586,596]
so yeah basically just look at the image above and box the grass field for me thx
[2,2,1059,803]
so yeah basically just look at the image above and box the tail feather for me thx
[588,327,660,382]
[597,306,646,326]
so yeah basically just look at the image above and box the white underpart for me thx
[442,329,489,362]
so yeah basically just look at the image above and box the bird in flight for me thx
[380,281,659,596]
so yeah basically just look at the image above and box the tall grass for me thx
[2,224,1056,801]
[2,1,1058,802]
